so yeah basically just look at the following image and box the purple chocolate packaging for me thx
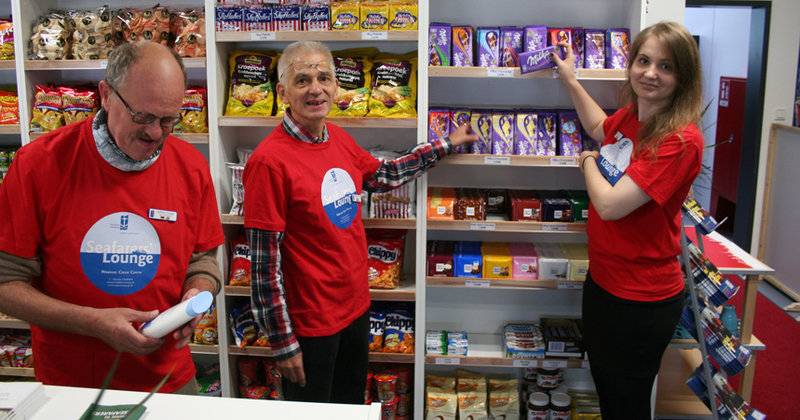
[476,27,501,67]
[429,22,451,66]
[606,28,631,69]
[571,27,585,68]
[492,112,515,155]
[452,25,474,67]
[524,25,547,52]
[584,29,606,69]
[451,109,472,154]
[470,111,493,154]
[558,111,582,156]
[519,46,563,74]
[429,108,451,143]
[535,112,557,156]
[500,27,524,67]
[515,111,538,156]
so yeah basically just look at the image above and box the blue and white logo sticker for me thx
[321,168,359,229]
[80,212,161,295]
[597,132,633,186]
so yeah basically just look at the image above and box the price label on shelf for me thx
[435,357,461,365]
[542,224,568,232]
[362,31,389,40]
[484,156,511,165]
[542,360,568,369]
[99,61,108,69]
[550,157,577,167]
[487,68,515,78]
[558,281,584,290]
[465,279,490,288]
[513,359,538,368]
[469,222,496,231]
[251,32,277,41]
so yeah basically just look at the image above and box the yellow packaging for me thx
[360,2,389,31]
[368,52,417,118]
[560,242,589,281]
[331,2,360,30]
[481,242,511,279]
[388,2,418,31]
[329,49,375,117]
[0,89,19,125]
[30,85,64,133]
[427,187,456,220]
[225,50,279,117]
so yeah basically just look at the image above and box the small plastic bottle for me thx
[140,291,213,338]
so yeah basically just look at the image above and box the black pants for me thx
[582,272,684,420]
[282,309,369,404]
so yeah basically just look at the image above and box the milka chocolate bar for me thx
[519,46,563,74]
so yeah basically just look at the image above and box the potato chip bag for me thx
[61,86,99,126]
[368,53,417,118]
[0,89,19,125]
[225,50,279,117]
[175,87,208,133]
[0,20,14,60]
[388,2,418,31]
[30,85,64,132]
[331,2,360,30]
[329,53,373,118]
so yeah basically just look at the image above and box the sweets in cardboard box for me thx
[524,25,547,52]
[481,241,511,279]
[536,242,569,280]
[606,28,631,69]
[454,241,482,278]
[476,26,500,67]
[491,111,514,155]
[450,109,471,153]
[470,110,493,154]
[507,189,541,222]
[541,317,583,358]
[500,26,523,67]
[388,2,418,31]
[558,111,582,156]
[515,111,537,155]
[560,242,588,281]
[427,240,455,277]
[428,108,450,142]
[509,241,538,280]
[535,112,558,156]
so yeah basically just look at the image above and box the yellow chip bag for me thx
[175,87,208,133]
[360,2,389,31]
[368,53,417,118]
[388,2,418,31]
[331,2,360,31]
[30,85,64,133]
[329,54,373,118]
[61,86,99,126]
[225,50,278,117]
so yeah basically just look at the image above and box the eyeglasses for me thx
[279,61,334,83]
[108,83,182,128]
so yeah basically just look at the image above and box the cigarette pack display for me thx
[331,2,359,31]
[491,112,515,155]
[451,25,473,66]
[559,242,588,281]
[481,241,511,279]
[429,22,451,66]
[681,239,739,306]
[686,364,766,420]
[454,241,483,278]
[500,26,523,67]
[470,110,493,154]
[507,189,541,222]
[509,242,538,280]
[541,318,583,358]
[476,27,500,67]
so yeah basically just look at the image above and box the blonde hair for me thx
[620,22,703,157]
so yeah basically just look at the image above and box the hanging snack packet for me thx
[225,50,279,117]
[30,85,64,132]
[368,53,417,118]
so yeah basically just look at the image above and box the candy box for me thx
[427,240,455,277]
[450,108,472,153]
[519,45,563,74]
[558,111,582,156]
[515,111,537,155]
[535,112,557,156]
[388,2,418,31]
[470,110,493,154]
[429,22,451,66]
[541,317,583,357]
[482,241,511,279]
[215,4,244,32]
[606,28,631,69]
[507,189,541,222]
[560,242,588,281]
[509,241,538,280]
[541,197,573,222]
[536,242,569,280]
[492,111,514,155]
[500,26,523,67]
[584,29,606,69]
[547,28,572,47]
[484,189,508,214]
[571,27,585,68]
[565,190,590,223]
[476,27,500,67]
[454,241,482,278]
[524,24,547,52]
[454,188,486,221]
[428,108,450,142]
[451,25,473,66]
[427,187,456,220]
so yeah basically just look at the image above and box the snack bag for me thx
[171,9,206,58]
[193,300,218,344]
[30,85,64,132]
[229,234,251,286]
[225,50,279,117]
[0,89,19,125]
[0,19,14,60]
[329,48,376,118]
[331,2,360,31]
[388,2,418,31]
[383,307,414,353]
[70,7,114,60]
[116,6,171,45]
[30,11,73,60]
[174,87,208,133]
[369,309,385,352]
[367,53,417,118]
[61,85,99,126]
[360,2,389,31]
[367,230,406,289]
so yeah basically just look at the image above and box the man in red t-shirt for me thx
[244,40,477,404]
[0,42,224,393]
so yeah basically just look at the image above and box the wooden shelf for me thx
[0,367,35,377]
[216,30,417,43]
[0,124,20,134]
[24,57,206,70]
[172,133,209,144]
[428,66,626,81]
[227,345,413,364]
[368,352,414,364]
[0,318,30,329]
[439,154,578,167]
[218,116,416,129]
[427,276,583,291]
[427,219,587,234]
[226,279,416,301]
[222,214,416,230]
[189,343,220,355]
[0,60,15,70]
[423,333,585,368]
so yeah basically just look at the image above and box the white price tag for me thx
[550,157,577,167]
[513,359,538,368]
[251,32,276,41]
[469,222,496,231]
[558,281,584,290]
[542,360,568,369]
[436,357,461,365]
[484,156,511,165]
[362,31,388,40]
[542,224,568,232]
[465,279,490,288]
[99,61,108,69]
[487,68,515,78]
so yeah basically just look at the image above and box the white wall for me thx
[684,7,752,210]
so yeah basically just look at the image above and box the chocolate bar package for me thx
[482,241,511,279]
[470,110,493,154]
[547,28,572,48]
[559,242,588,280]
[584,29,606,69]
[492,112,515,155]
[454,188,487,221]
[558,111,582,156]
[536,242,569,280]
[524,25,547,52]
[484,189,508,214]
[535,112,557,156]
[540,196,573,222]
[427,240,455,277]
[571,27,585,68]
[476,27,500,67]
[606,28,631,69]
[302,4,330,31]
[427,187,456,220]
[541,318,583,357]
[454,241,483,278]
[519,46,563,74]
[428,108,450,142]
[429,22,451,66]
[500,26,523,67]
[452,25,474,67]
[565,190,590,223]
[509,241,538,280]
[515,111,537,155]
[508,189,541,222]
[450,109,471,153]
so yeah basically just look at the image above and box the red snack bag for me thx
[367,230,406,289]
[229,234,251,286]
[237,357,261,386]
[61,85,99,126]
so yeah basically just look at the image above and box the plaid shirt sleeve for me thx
[363,137,452,193]
[246,228,300,360]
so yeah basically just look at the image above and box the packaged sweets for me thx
[331,2,360,30]
[515,111,537,155]
[61,85,99,126]
[116,6,171,45]
[70,7,114,60]
[30,11,73,60]
[585,29,606,69]
[225,50,279,117]
[606,28,631,69]
[388,2,418,31]
[368,53,417,118]
[429,22,450,66]
[175,87,208,133]
[0,19,13,60]
[451,25,473,66]
[30,85,64,132]
[360,2,389,31]
[476,27,500,67]
[491,111,514,155]
[500,26,523,67]
[171,9,206,58]
[329,49,375,117]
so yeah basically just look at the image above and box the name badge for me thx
[148,209,178,222]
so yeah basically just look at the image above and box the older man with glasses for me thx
[0,41,224,394]
[243,40,478,404]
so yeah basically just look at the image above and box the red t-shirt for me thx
[243,123,380,337]
[588,105,703,301]
[0,117,224,391]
